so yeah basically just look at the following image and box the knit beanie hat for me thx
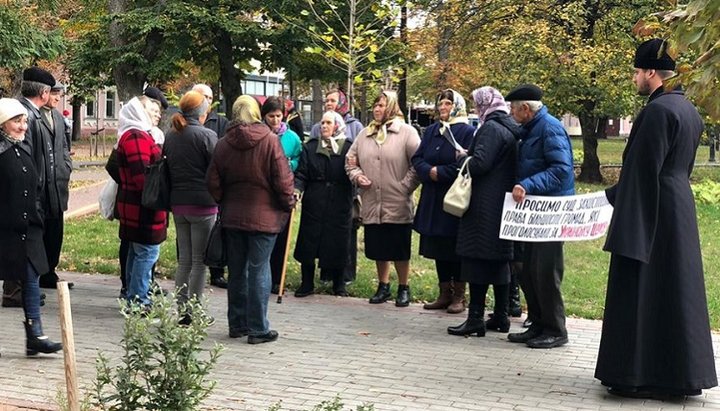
[0,98,28,126]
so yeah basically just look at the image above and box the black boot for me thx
[508,265,522,317]
[294,263,315,297]
[486,284,510,332]
[25,319,62,356]
[395,284,410,307]
[447,306,486,336]
[332,270,349,297]
[369,282,391,304]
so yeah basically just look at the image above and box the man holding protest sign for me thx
[595,39,717,399]
[505,84,575,349]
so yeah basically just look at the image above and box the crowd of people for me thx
[0,38,716,399]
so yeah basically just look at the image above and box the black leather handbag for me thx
[141,156,171,210]
[204,217,226,268]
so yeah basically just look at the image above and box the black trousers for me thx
[520,241,567,337]
[39,216,63,286]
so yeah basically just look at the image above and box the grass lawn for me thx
[60,139,720,328]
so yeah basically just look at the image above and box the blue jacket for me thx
[517,106,574,196]
[412,122,475,237]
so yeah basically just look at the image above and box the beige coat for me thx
[345,119,421,225]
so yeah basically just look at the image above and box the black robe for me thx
[293,138,353,269]
[595,87,717,391]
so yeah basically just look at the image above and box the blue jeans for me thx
[174,214,216,305]
[225,229,277,336]
[22,263,42,320]
[126,242,161,306]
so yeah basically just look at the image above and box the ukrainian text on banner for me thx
[499,192,613,242]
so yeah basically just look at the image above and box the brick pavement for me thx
[1,271,719,410]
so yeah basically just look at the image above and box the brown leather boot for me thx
[423,282,452,310]
[447,281,467,314]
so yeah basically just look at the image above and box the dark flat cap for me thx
[51,81,65,91]
[505,84,543,101]
[634,38,676,71]
[143,86,169,110]
[23,67,56,87]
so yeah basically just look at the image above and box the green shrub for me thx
[92,288,223,411]
[270,395,375,410]
[573,148,584,164]
[692,179,720,204]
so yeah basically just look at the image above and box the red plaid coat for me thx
[116,129,167,244]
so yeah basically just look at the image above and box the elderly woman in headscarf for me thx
[310,88,365,286]
[163,90,217,324]
[116,96,168,309]
[346,90,421,307]
[0,98,62,356]
[411,89,475,314]
[207,95,295,344]
[448,86,522,337]
[293,111,354,297]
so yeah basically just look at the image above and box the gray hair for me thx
[512,100,544,113]
[183,99,210,119]
[21,81,50,98]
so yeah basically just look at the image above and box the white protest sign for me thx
[499,191,613,242]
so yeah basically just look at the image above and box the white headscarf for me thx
[321,111,347,154]
[117,97,153,138]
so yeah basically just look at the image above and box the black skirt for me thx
[364,224,412,261]
[460,258,510,285]
[419,234,459,262]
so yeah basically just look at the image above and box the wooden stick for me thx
[57,281,79,411]
[277,208,296,304]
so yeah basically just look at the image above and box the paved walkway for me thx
[1,271,720,410]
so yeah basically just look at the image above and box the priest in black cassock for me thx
[596,38,718,399]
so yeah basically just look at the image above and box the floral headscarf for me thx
[333,89,350,116]
[436,89,468,135]
[317,111,347,156]
[366,90,403,144]
[471,86,510,122]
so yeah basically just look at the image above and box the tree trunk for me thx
[398,3,408,116]
[311,79,323,126]
[108,0,145,101]
[71,96,83,142]
[215,29,242,120]
[435,4,452,90]
[577,113,605,183]
[358,84,368,124]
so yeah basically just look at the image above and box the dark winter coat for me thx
[204,111,229,139]
[116,129,168,245]
[0,136,48,279]
[206,122,295,233]
[456,112,521,261]
[412,122,475,237]
[163,118,218,207]
[20,99,72,218]
[293,138,353,268]
[517,106,574,196]
[596,87,717,390]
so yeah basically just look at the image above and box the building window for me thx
[245,80,264,95]
[106,91,116,118]
[86,100,95,117]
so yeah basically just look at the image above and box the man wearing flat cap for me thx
[18,67,74,290]
[37,81,73,289]
[595,38,717,399]
[505,83,575,349]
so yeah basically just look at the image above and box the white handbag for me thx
[98,178,118,220]
[443,157,472,217]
